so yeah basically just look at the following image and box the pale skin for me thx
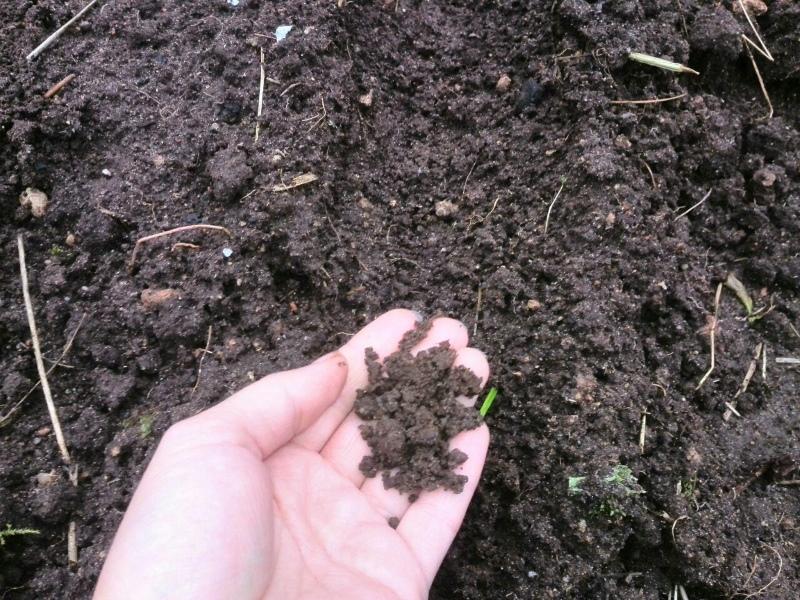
[94,310,491,600]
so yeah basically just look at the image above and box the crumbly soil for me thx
[355,321,483,497]
[1,1,799,598]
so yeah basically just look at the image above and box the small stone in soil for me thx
[19,187,48,217]
[355,321,483,496]
[434,199,458,218]
[496,74,511,92]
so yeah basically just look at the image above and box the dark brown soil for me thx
[355,321,483,497]
[1,1,799,598]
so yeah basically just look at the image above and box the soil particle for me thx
[514,79,544,114]
[495,74,511,93]
[207,145,253,202]
[355,323,483,496]
[689,6,742,61]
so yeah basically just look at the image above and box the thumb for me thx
[188,351,349,458]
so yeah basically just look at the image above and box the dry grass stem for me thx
[639,411,647,454]
[191,326,214,397]
[27,0,99,60]
[724,402,742,418]
[675,189,712,220]
[129,224,231,270]
[461,158,478,200]
[272,172,319,192]
[640,158,657,189]
[738,0,773,61]
[544,178,566,235]
[725,342,762,420]
[628,52,699,75]
[17,235,72,467]
[671,515,688,544]
[610,92,687,105]
[743,43,773,120]
[696,282,723,390]
[774,357,800,365]
[255,48,266,143]
[474,286,483,337]
[67,521,78,567]
[735,543,783,598]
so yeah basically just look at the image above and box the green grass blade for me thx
[479,387,498,417]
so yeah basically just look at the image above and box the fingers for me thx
[320,317,470,486]
[178,351,349,459]
[359,345,489,521]
[397,424,490,586]
[292,309,421,452]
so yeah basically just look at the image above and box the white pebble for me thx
[222,247,233,258]
[101,168,112,177]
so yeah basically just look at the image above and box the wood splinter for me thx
[44,74,76,99]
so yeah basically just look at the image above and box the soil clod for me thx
[355,323,483,496]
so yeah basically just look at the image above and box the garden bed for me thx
[1,1,798,597]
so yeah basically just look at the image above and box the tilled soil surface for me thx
[1,1,799,598]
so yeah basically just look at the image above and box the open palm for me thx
[95,310,490,600]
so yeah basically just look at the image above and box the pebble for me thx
[496,74,512,92]
[65,232,76,247]
[19,187,48,217]
[434,199,458,218]
[101,168,112,177]
[35,471,58,486]
[526,299,542,311]
[222,247,234,258]
[359,89,374,107]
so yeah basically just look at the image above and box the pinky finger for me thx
[396,423,490,585]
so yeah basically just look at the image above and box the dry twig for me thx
[44,74,76,99]
[27,0,99,60]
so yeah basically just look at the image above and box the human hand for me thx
[94,310,490,600]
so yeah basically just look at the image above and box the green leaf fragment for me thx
[568,476,586,495]
[479,387,498,417]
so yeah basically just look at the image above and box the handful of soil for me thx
[355,322,483,498]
